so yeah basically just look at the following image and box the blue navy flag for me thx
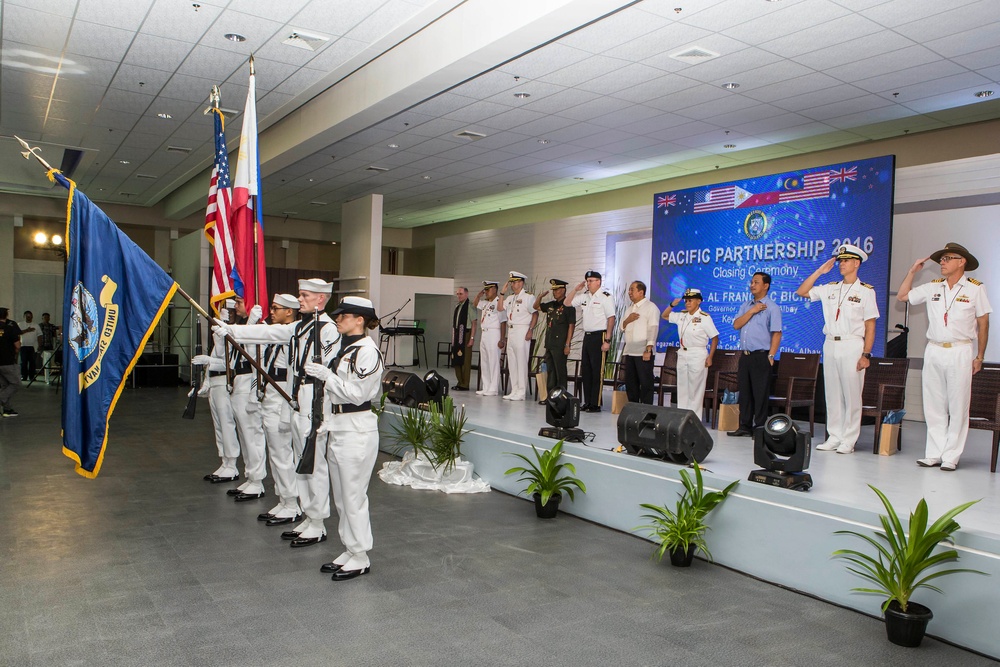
[54,172,178,478]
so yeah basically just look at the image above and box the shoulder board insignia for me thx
[968,277,983,286]
[932,278,945,283]
[601,290,611,296]
[861,282,874,289]
[699,310,708,316]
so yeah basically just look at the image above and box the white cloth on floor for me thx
[378,450,490,494]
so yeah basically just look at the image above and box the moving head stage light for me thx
[616,404,713,464]
[749,413,813,491]
[538,387,586,443]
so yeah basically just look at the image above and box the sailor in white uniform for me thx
[304,297,384,581]
[193,299,241,484]
[661,288,719,414]
[474,281,507,397]
[498,271,537,401]
[214,279,342,544]
[797,244,879,454]
[898,242,991,471]
[224,297,267,501]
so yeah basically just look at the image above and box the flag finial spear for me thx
[14,135,54,172]
[203,85,222,115]
[249,54,254,76]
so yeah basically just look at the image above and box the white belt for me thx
[929,339,972,348]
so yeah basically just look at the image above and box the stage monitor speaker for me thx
[381,370,427,407]
[616,403,714,464]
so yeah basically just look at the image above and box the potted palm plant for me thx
[427,396,471,473]
[504,439,586,518]
[636,462,738,566]
[833,485,985,647]
[387,403,433,459]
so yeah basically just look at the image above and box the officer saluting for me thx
[533,279,576,403]
[661,288,719,413]
[498,271,537,401]
[565,271,615,413]
[796,245,879,454]
[474,281,507,397]
[898,242,991,471]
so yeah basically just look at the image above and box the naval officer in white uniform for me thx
[474,281,507,397]
[796,244,879,454]
[898,242,991,471]
[661,288,719,414]
[498,271,537,401]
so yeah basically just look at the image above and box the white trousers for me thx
[479,328,502,394]
[230,375,267,487]
[327,426,379,560]
[505,324,531,398]
[292,410,331,531]
[676,349,708,414]
[208,376,240,461]
[262,388,297,508]
[822,338,865,450]
[922,343,973,464]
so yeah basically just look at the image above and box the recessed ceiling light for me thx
[975,90,994,98]
[422,175,432,180]
[224,33,247,43]
[537,139,550,144]
[513,92,530,99]
[119,160,130,164]
[308,178,314,182]
[156,112,172,119]
[387,143,399,148]
[723,144,737,149]
[721,82,739,90]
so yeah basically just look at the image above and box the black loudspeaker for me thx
[616,403,714,464]
[381,370,427,407]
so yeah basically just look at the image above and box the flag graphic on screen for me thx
[777,171,830,202]
[204,106,235,314]
[829,166,858,183]
[52,172,178,478]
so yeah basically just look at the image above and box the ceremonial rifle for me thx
[182,315,203,419]
[296,307,324,474]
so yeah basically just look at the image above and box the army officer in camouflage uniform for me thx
[534,279,576,403]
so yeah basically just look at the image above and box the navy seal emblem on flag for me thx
[744,210,768,240]
[69,281,99,362]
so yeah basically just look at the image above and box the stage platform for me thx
[380,372,1000,658]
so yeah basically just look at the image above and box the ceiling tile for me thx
[108,64,173,97]
[741,73,844,104]
[644,82,730,113]
[575,62,673,96]
[681,0,783,32]
[952,45,1000,71]
[761,14,884,59]
[225,0,310,22]
[498,43,591,81]
[346,0,424,44]
[799,95,897,121]
[888,0,992,41]
[853,60,969,94]
[612,74,702,105]
[124,33,197,73]
[2,4,73,49]
[177,44,248,82]
[139,0,220,41]
[821,45,943,85]
[924,23,1000,59]
[66,20,135,62]
[99,88,156,115]
[771,84,871,113]
[477,108,548,133]
[723,0,851,44]
[559,6,672,55]
[207,9,285,53]
[674,49,784,86]
[538,55,630,88]
[289,0,383,37]
[160,73,222,104]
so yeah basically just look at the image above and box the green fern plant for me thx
[387,404,433,459]
[833,485,985,613]
[504,439,587,507]
[636,462,738,562]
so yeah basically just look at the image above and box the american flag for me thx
[204,106,236,314]
[693,185,738,213]
[657,194,676,209]
[777,171,830,202]
[828,166,858,183]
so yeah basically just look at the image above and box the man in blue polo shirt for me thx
[727,272,782,437]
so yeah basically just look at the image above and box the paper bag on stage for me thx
[536,372,548,402]
[611,390,628,415]
[718,404,740,432]
[878,423,900,456]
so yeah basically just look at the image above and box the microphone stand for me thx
[380,298,411,367]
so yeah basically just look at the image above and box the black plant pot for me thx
[668,544,696,567]
[884,600,933,647]
[533,493,561,519]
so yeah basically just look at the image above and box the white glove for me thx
[248,304,263,325]
[212,319,232,338]
[192,354,214,366]
[197,375,210,396]
[304,362,332,383]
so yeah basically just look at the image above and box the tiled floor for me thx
[0,382,996,666]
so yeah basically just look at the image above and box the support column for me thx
[340,195,382,313]
[0,216,14,309]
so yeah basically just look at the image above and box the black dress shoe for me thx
[204,473,218,481]
[234,491,265,502]
[452,385,469,391]
[320,561,344,574]
[266,514,302,526]
[331,566,370,581]
[538,400,547,405]
[727,429,753,437]
[210,474,240,484]
[226,488,243,496]
[584,405,601,413]
[290,534,327,548]
[280,531,301,541]
[257,512,275,521]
